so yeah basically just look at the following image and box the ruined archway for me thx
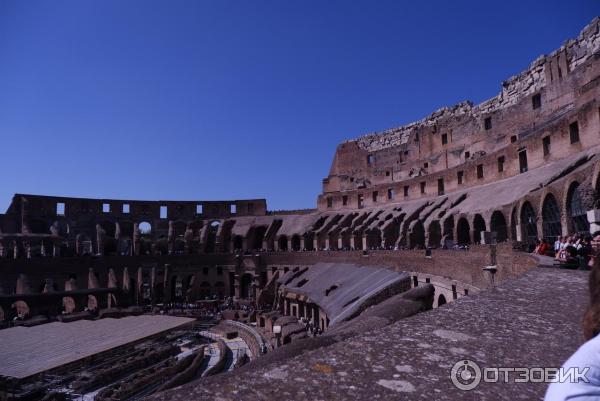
[456,217,470,245]
[520,201,538,245]
[472,214,486,244]
[542,194,562,241]
[490,211,507,242]
[567,182,590,235]
[427,221,442,248]
[199,281,211,300]
[233,235,244,250]
[437,294,447,307]
[291,235,301,251]
[278,235,288,251]
[241,273,254,299]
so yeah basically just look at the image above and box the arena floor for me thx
[0,315,194,379]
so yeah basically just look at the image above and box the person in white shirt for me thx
[545,258,600,400]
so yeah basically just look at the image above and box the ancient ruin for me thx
[1,16,600,401]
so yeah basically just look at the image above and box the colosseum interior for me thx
[1,15,600,401]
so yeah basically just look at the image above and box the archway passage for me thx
[473,214,486,244]
[437,294,447,307]
[409,222,425,249]
[542,194,562,241]
[428,221,442,248]
[199,281,211,300]
[278,236,288,251]
[490,211,508,242]
[568,182,590,235]
[520,201,538,246]
[233,235,243,250]
[240,274,253,299]
[291,235,301,251]
[456,218,470,245]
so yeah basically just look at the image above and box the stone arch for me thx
[87,295,98,311]
[456,217,470,245]
[304,233,315,251]
[233,235,244,250]
[291,235,301,251]
[214,281,225,299]
[139,221,152,235]
[409,221,425,249]
[278,235,288,251]
[437,294,447,307]
[472,214,486,244]
[520,201,538,245]
[490,211,508,242]
[241,273,254,299]
[199,281,211,300]
[427,221,442,248]
[443,215,454,244]
[566,181,590,235]
[367,228,383,249]
[542,193,562,241]
[13,300,30,319]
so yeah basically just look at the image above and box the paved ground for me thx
[150,268,588,401]
[0,315,194,379]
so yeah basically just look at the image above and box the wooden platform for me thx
[0,315,195,379]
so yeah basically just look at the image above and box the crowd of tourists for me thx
[533,233,600,269]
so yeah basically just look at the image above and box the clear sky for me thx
[0,1,598,212]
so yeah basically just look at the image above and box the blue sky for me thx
[0,1,598,212]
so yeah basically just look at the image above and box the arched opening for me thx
[214,281,225,299]
[472,214,486,244]
[490,211,508,242]
[233,235,244,250]
[205,221,220,253]
[241,273,253,299]
[87,295,98,311]
[139,221,152,235]
[303,233,315,251]
[520,201,538,246]
[250,226,267,250]
[427,221,442,248]
[456,218,470,245]
[341,230,352,250]
[278,236,288,251]
[291,235,301,251]
[409,221,425,249]
[567,182,590,235]
[366,229,382,249]
[542,194,562,241]
[443,216,454,246]
[437,294,447,307]
[199,281,211,300]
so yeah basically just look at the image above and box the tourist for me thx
[545,254,600,400]
[554,236,562,255]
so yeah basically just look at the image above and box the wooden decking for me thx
[0,315,194,379]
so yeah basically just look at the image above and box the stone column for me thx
[587,210,600,234]
[96,224,105,256]
[167,221,175,254]
[133,223,141,256]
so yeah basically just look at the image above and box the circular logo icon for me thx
[450,359,482,391]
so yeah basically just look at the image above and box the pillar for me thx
[587,210,600,234]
